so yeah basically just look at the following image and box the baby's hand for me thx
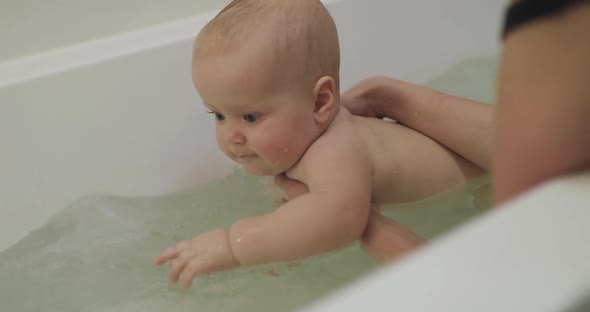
[153,229,238,289]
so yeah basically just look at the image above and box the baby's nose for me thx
[227,128,246,145]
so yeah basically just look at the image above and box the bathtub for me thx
[1,0,589,311]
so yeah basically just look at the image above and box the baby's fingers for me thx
[181,259,210,289]
[153,241,189,265]
[169,250,198,284]
[154,247,179,265]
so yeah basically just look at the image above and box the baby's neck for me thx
[318,106,344,133]
[280,108,347,178]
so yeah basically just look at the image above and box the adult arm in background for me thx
[343,2,590,206]
[493,3,590,205]
[338,0,590,264]
[342,76,494,172]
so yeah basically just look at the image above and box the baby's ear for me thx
[312,76,338,125]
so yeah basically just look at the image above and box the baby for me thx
[154,0,485,289]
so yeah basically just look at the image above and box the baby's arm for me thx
[343,76,493,170]
[154,133,373,287]
[228,134,373,265]
[274,171,426,264]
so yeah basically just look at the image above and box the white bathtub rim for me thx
[0,0,344,89]
[303,170,590,312]
[0,12,215,88]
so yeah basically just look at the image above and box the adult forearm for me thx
[361,76,494,170]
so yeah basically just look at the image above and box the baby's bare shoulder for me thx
[288,113,371,183]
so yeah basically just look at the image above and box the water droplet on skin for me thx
[235,228,262,245]
[282,148,289,153]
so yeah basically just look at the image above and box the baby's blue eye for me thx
[243,113,259,123]
[206,110,225,121]
[214,112,225,121]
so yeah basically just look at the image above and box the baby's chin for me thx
[240,162,290,177]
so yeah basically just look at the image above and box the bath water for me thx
[0,56,496,312]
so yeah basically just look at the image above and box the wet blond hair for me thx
[194,0,340,93]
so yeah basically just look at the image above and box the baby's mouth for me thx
[234,152,255,159]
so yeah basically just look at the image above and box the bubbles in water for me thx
[0,169,378,312]
[0,170,491,312]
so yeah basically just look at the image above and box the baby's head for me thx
[192,0,340,176]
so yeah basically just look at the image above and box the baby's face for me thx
[192,54,320,176]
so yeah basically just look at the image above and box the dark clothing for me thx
[503,0,590,38]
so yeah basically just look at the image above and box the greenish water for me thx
[426,56,497,104]
[0,56,496,312]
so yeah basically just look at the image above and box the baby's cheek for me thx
[257,138,285,160]
[255,132,294,163]
[215,130,223,147]
[215,132,232,158]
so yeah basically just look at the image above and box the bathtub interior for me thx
[0,170,378,311]
[0,0,513,311]
[0,55,500,312]
[0,0,504,255]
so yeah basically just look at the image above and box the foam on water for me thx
[0,170,376,312]
[0,56,497,312]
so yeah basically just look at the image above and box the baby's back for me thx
[345,111,483,204]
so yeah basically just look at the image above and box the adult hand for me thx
[340,78,383,118]
[342,76,493,171]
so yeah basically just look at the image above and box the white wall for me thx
[0,0,225,62]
